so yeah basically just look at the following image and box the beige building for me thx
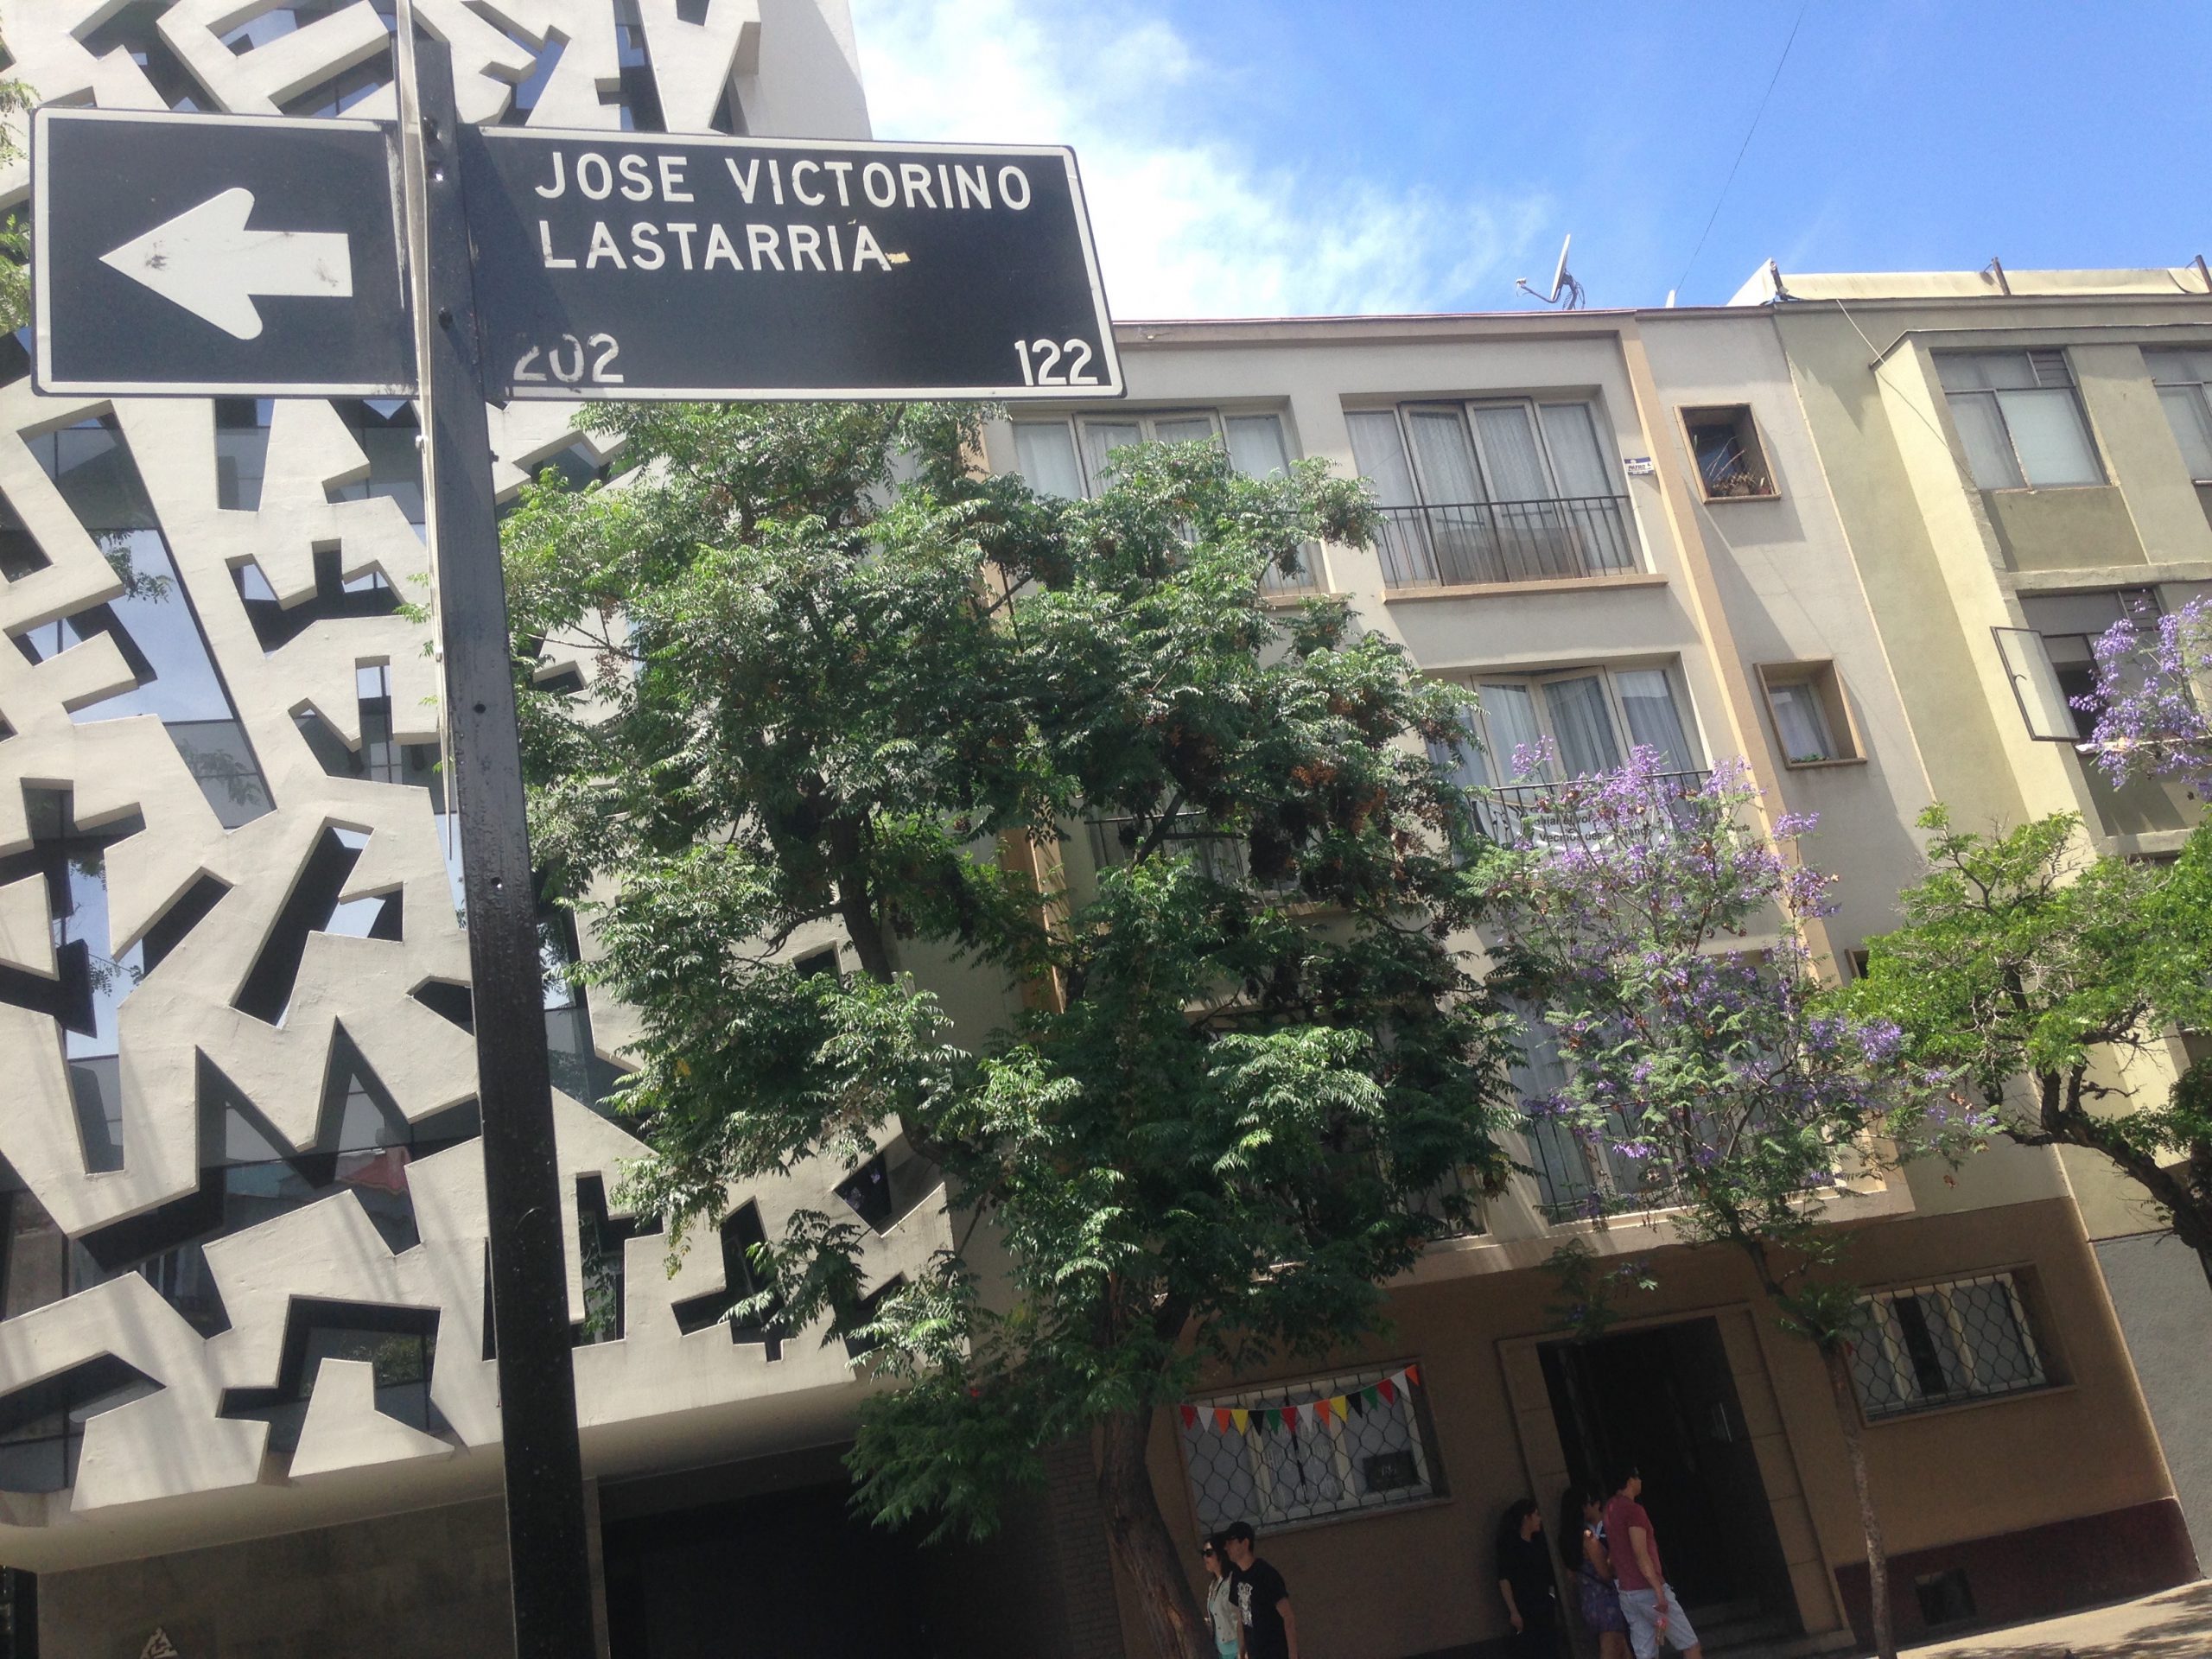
[984,287,2207,1656]
[1732,260,2212,1592]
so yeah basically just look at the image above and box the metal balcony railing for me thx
[1373,496,1640,590]
[1460,768,1710,849]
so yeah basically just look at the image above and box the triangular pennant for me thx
[1405,1363,1422,1389]
[1231,1408,1250,1434]
[1361,1385,1381,1411]
[1281,1404,1298,1431]
[1179,1403,1198,1431]
[1313,1397,1332,1426]
[1378,1375,1398,1404]
[1331,1394,1349,1422]
[1214,1407,1234,1433]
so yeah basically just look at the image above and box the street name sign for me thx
[33,108,415,397]
[33,106,1123,404]
[466,128,1121,401]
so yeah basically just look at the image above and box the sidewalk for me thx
[1898,1580,2212,1657]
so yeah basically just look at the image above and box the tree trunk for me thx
[1096,1406,1212,1659]
[1821,1343,1895,1659]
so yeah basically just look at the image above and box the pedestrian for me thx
[1222,1520,1299,1659]
[1559,1483,1631,1659]
[1496,1497,1562,1655]
[1202,1534,1239,1659]
[1603,1464,1704,1659]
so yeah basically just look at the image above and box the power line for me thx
[1672,0,1809,302]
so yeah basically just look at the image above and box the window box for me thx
[1754,662,1862,767]
[1680,405,1777,500]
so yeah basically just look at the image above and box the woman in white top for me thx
[1203,1534,1239,1659]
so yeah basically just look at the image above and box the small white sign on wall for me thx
[1623,456,1656,477]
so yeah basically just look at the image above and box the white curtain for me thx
[1538,402,1611,499]
[1080,420,1143,491]
[1948,393,2024,489]
[1471,405,1550,502]
[1614,668,1699,770]
[1151,415,1217,446]
[1406,409,1485,503]
[1345,410,1418,505]
[1014,422,1086,499]
[1541,676,1621,777]
[1426,707,1488,791]
[1224,414,1292,479]
[1767,682,1835,762]
[1478,683,1545,778]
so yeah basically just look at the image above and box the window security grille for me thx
[1179,1364,1440,1533]
[1848,1272,2050,1421]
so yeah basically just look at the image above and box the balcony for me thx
[1373,496,1640,591]
[1462,769,1710,849]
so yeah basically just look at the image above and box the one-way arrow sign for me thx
[100,186,355,342]
[34,107,413,397]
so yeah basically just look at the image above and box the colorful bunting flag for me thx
[1181,1365,1422,1434]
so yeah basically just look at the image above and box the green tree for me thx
[1847,807,2212,1293]
[504,404,1516,1659]
[0,79,32,334]
[1477,754,1967,1659]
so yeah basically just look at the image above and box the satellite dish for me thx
[1516,235,1585,309]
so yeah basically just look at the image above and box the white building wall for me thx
[0,1,956,1575]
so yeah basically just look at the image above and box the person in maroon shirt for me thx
[1601,1465,1703,1659]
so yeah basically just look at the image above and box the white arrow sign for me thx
[99,186,353,341]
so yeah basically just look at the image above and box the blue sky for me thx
[849,1,2203,318]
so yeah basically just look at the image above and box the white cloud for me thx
[849,0,1550,319]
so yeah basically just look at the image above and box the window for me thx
[1508,1004,1649,1218]
[1680,405,1776,499]
[1346,398,1638,588]
[2145,348,2212,482]
[1937,351,2103,490]
[1011,409,1315,591]
[2015,589,2161,743]
[1429,664,1703,788]
[1848,1271,2051,1421]
[1179,1363,1441,1532]
[1756,663,1859,766]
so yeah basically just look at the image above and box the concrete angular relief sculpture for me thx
[0,0,944,1574]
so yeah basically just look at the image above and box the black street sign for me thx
[33,107,415,398]
[34,109,1123,405]
[462,128,1122,401]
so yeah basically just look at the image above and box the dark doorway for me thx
[601,1450,1054,1659]
[1540,1318,1797,1630]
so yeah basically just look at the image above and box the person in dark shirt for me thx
[1222,1521,1298,1659]
[1496,1497,1562,1655]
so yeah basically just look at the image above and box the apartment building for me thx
[1730,259,2212,1579]
[983,296,2202,1656]
[0,7,2203,1658]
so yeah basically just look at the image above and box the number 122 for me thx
[1015,338,1099,386]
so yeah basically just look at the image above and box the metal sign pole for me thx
[406,33,599,1658]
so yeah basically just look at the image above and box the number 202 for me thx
[1014,338,1098,386]
[515,332,623,386]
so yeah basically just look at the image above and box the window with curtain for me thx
[1755,664,1857,766]
[1346,398,1639,587]
[2145,348,2212,482]
[1453,664,1703,783]
[1008,409,1319,589]
[1937,351,2104,490]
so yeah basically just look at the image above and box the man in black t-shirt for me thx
[1222,1521,1298,1659]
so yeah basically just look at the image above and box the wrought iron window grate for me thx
[1179,1363,1441,1534]
[1848,1272,2050,1421]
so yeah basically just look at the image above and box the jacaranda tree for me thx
[503,403,1517,1659]
[1474,749,1967,1659]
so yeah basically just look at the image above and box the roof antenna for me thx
[1981,256,2011,295]
[1516,235,1585,310]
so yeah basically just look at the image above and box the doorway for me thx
[1540,1318,1798,1628]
